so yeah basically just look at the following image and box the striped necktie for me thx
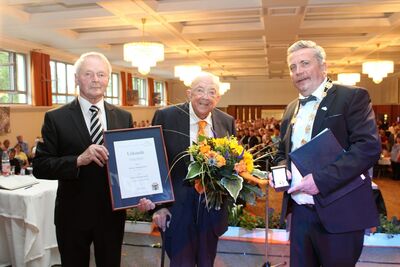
[89,105,104,145]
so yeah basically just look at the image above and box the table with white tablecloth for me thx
[0,178,60,267]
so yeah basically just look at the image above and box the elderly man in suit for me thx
[33,52,153,267]
[152,72,236,267]
[272,40,381,267]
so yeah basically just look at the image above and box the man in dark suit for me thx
[272,40,381,267]
[33,52,153,267]
[152,72,236,266]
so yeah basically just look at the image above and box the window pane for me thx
[0,66,11,90]
[112,73,119,96]
[50,61,56,93]
[16,54,26,92]
[0,51,9,64]
[57,95,66,104]
[67,95,75,103]
[67,64,75,94]
[56,62,66,94]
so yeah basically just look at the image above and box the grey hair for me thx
[190,71,221,94]
[287,40,326,65]
[74,52,112,75]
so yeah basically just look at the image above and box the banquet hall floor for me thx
[92,175,400,267]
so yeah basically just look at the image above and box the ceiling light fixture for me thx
[362,44,394,84]
[174,50,202,86]
[337,73,360,85]
[219,82,231,95]
[123,18,164,75]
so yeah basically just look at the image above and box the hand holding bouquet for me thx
[184,135,269,210]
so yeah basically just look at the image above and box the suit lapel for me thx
[104,101,116,130]
[69,98,92,145]
[176,103,190,151]
[312,85,337,137]
[211,110,225,138]
[284,101,298,155]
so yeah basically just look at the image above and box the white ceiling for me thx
[1,0,400,80]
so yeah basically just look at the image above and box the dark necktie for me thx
[299,95,317,106]
[89,105,104,145]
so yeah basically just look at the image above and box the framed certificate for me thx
[104,126,174,210]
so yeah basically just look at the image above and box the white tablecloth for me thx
[0,178,60,267]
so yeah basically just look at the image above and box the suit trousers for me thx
[55,210,125,267]
[165,193,219,267]
[290,202,364,267]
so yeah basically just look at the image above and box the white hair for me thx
[74,51,112,75]
[190,71,221,94]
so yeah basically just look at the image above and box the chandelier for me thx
[337,73,360,86]
[174,65,202,86]
[219,82,231,95]
[362,61,394,84]
[123,18,164,75]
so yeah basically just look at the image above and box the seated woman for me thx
[14,144,29,170]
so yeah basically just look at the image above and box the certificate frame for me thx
[104,126,174,210]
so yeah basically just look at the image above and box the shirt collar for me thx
[189,102,212,126]
[78,96,105,115]
[298,77,328,101]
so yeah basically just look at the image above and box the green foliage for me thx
[126,208,152,222]
[228,204,286,230]
[376,215,400,236]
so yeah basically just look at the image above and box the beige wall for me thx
[167,75,400,108]
[1,105,159,151]
[2,73,399,150]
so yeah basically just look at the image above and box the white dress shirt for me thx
[78,96,108,133]
[189,102,213,143]
[290,78,327,205]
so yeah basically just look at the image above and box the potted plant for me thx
[223,204,289,242]
[125,208,154,234]
[364,215,400,247]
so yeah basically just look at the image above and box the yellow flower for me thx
[243,151,254,172]
[213,137,229,148]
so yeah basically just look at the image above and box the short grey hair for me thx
[190,71,220,94]
[287,40,326,65]
[74,52,112,75]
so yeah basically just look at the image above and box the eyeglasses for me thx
[192,87,219,98]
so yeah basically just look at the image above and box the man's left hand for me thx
[137,198,156,212]
[287,173,319,195]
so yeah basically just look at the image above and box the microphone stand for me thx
[262,156,286,267]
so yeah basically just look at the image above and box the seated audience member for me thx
[248,128,260,148]
[14,144,29,169]
[9,149,21,175]
[390,134,400,180]
[2,139,11,152]
[16,135,29,155]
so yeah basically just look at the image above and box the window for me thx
[51,60,120,105]
[50,60,77,104]
[133,77,147,106]
[0,50,28,104]
[154,81,166,106]
[104,73,120,105]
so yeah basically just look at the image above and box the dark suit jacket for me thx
[152,102,236,236]
[274,84,381,233]
[33,98,133,228]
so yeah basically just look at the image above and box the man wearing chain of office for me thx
[271,40,381,267]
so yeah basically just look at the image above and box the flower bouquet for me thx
[184,135,269,210]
